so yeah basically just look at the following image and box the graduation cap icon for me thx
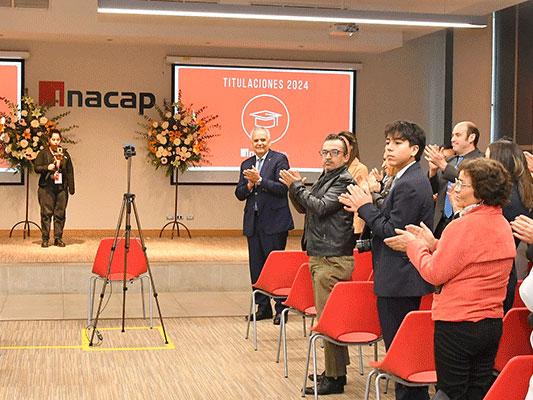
[249,110,283,129]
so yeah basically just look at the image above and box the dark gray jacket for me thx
[290,166,355,257]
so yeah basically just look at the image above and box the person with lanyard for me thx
[34,130,75,248]
[235,126,294,325]
[425,121,483,238]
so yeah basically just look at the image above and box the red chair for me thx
[244,250,309,350]
[87,237,151,326]
[275,262,316,377]
[352,249,373,281]
[493,307,532,373]
[419,293,434,310]
[364,311,436,400]
[512,279,526,309]
[484,355,533,400]
[302,281,382,400]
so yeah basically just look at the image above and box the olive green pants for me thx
[309,255,354,378]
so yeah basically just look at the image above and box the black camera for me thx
[355,238,372,253]
[123,144,136,159]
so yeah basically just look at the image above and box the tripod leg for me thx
[131,199,169,344]
[89,197,127,346]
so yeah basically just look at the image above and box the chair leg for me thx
[148,276,153,328]
[301,333,314,397]
[358,345,364,375]
[245,292,253,340]
[364,369,378,400]
[140,277,146,320]
[311,335,319,400]
[302,315,307,337]
[383,377,390,394]
[252,291,258,351]
[276,310,283,363]
[373,342,378,361]
[282,307,290,378]
[375,373,388,400]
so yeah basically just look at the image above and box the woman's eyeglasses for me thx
[454,178,472,191]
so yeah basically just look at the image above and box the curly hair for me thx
[459,158,512,207]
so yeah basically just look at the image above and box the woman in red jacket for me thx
[385,158,516,400]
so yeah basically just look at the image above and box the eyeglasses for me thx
[454,178,472,191]
[319,149,344,157]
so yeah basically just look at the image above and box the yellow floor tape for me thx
[0,326,174,351]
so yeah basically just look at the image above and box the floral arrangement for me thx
[0,96,77,171]
[138,96,220,175]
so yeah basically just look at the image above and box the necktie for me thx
[253,157,264,212]
[443,156,464,218]
[256,157,264,172]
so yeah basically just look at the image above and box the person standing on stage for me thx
[34,130,75,248]
[235,127,294,325]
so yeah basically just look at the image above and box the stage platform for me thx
[0,233,302,320]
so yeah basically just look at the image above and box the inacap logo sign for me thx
[39,81,156,115]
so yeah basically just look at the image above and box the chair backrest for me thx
[352,249,373,281]
[513,279,525,309]
[494,307,533,372]
[254,250,309,293]
[419,293,434,310]
[92,237,147,279]
[377,311,435,380]
[283,263,315,313]
[313,281,381,341]
[484,355,533,400]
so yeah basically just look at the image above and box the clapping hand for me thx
[424,145,447,176]
[510,215,533,244]
[279,169,303,187]
[405,222,436,251]
[338,183,372,213]
[383,228,416,252]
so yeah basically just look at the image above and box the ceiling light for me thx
[97,0,487,29]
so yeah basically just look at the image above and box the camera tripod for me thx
[89,148,168,346]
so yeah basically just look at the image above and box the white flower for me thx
[24,148,37,160]
[40,146,44,150]
[20,139,29,148]
[37,131,42,136]
[20,110,28,117]
[30,119,39,128]
[39,117,48,125]
[172,125,178,130]
[173,138,181,146]
[1,133,9,144]
[160,157,168,165]
[33,136,39,142]
[165,112,172,119]
[161,121,169,130]
[152,121,158,129]
[5,144,11,153]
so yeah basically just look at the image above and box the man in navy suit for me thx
[235,127,294,324]
[340,121,434,400]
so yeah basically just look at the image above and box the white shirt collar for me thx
[393,160,416,181]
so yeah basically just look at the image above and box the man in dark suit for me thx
[340,121,434,400]
[235,127,294,324]
[425,121,483,238]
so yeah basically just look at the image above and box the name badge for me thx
[54,172,63,184]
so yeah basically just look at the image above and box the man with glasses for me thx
[280,133,355,395]
[424,121,483,237]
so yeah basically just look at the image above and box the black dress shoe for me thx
[305,375,345,395]
[245,307,273,321]
[54,238,66,247]
[273,312,288,325]
[308,371,347,385]
[41,240,49,248]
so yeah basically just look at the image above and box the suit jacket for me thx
[235,150,294,237]
[358,162,434,297]
[34,147,75,195]
[430,148,483,228]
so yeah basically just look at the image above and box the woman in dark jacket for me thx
[34,130,75,248]
[487,139,533,311]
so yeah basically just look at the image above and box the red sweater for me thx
[407,205,515,322]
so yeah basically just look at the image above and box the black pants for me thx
[377,296,429,400]
[246,219,288,314]
[434,319,502,400]
[38,184,68,241]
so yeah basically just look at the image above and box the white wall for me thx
[0,26,492,231]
